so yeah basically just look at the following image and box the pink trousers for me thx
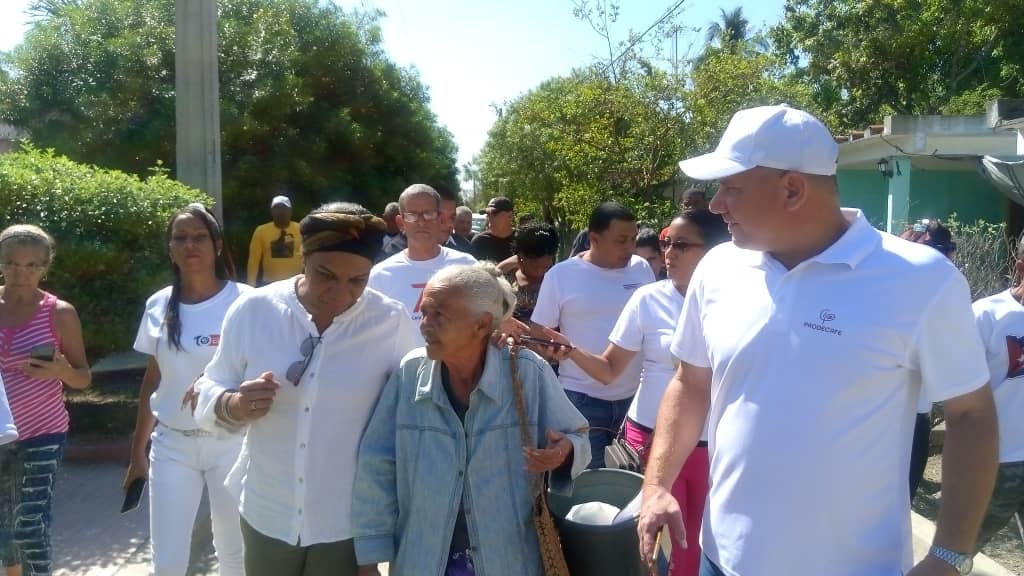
[624,419,709,576]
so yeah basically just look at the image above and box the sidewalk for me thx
[49,461,1012,575]
[51,462,389,575]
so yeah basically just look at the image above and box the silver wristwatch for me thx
[929,545,973,575]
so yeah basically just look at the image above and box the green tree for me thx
[688,49,819,152]
[771,0,1024,131]
[479,67,686,231]
[0,0,458,257]
[704,7,750,49]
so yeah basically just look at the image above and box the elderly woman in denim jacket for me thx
[352,262,589,576]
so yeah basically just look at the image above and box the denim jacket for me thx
[352,345,590,576]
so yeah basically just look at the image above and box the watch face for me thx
[958,556,973,575]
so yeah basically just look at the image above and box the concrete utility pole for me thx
[175,0,223,222]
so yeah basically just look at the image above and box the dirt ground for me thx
[914,453,1023,575]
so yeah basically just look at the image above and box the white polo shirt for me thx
[672,209,988,576]
[532,254,656,401]
[973,289,1024,463]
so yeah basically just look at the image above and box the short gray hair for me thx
[398,184,441,211]
[383,202,400,217]
[455,205,473,218]
[428,262,516,330]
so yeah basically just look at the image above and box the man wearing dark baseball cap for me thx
[638,105,996,576]
[470,196,516,263]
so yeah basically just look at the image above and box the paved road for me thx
[52,462,215,576]
[48,462,1010,575]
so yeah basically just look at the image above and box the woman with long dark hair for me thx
[124,204,249,576]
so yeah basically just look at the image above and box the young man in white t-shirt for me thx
[973,238,1024,550]
[368,184,476,346]
[530,201,655,468]
[638,105,998,576]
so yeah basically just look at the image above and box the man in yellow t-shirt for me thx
[246,195,303,286]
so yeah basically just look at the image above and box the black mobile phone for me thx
[121,477,146,513]
[518,336,574,351]
[28,343,55,362]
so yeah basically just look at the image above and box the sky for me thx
[0,0,786,168]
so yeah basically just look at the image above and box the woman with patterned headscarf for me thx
[193,202,418,576]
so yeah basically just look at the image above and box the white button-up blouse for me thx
[194,279,417,545]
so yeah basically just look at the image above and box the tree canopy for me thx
[770,0,1024,130]
[0,0,458,232]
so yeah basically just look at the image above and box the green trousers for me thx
[241,517,359,576]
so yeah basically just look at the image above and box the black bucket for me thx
[547,468,667,576]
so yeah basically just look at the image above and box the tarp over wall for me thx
[980,155,1024,206]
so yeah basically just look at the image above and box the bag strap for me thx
[510,345,550,498]
[509,344,534,448]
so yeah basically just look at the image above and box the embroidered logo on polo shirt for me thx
[803,309,842,336]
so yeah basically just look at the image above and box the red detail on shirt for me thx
[412,283,428,313]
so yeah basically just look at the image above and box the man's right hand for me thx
[123,454,149,491]
[228,372,280,422]
[637,484,686,572]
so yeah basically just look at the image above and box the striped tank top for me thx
[0,291,69,439]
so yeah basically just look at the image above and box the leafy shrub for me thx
[946,216,1014,300]
[0,145,207,358]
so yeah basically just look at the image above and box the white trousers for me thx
[148,424,244,576]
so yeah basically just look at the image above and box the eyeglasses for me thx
[286,335,322,386]
[659,238,704,251]
[0,262,47,273]
[401,210,440,223]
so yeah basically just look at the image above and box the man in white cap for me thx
[638,105,998,576]
[247,194,303,286]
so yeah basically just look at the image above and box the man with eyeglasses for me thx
[247,195,304,286]
[368,184,477,346]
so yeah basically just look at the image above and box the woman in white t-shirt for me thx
[545,208,729,576]
[124,204,249,576]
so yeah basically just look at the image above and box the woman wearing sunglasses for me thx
[541,208,729,576]
[125,204,248,576]
[193,202,417,576]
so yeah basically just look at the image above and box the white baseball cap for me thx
[271,195,291,208]
[678,105,838,180]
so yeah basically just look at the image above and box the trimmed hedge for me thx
[0,146,208,358]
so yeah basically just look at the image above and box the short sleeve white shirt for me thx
[671,209,988,576]
[531,255,656,401]
[134,281,250,431]
[973,289,1024,463]
[192,281,418,546]
[367,247,477,346]
[608,280,691,431]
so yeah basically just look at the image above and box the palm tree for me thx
[692,6,769,68]
[705,7,750,51]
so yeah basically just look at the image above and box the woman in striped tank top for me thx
[0,225,91,576]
